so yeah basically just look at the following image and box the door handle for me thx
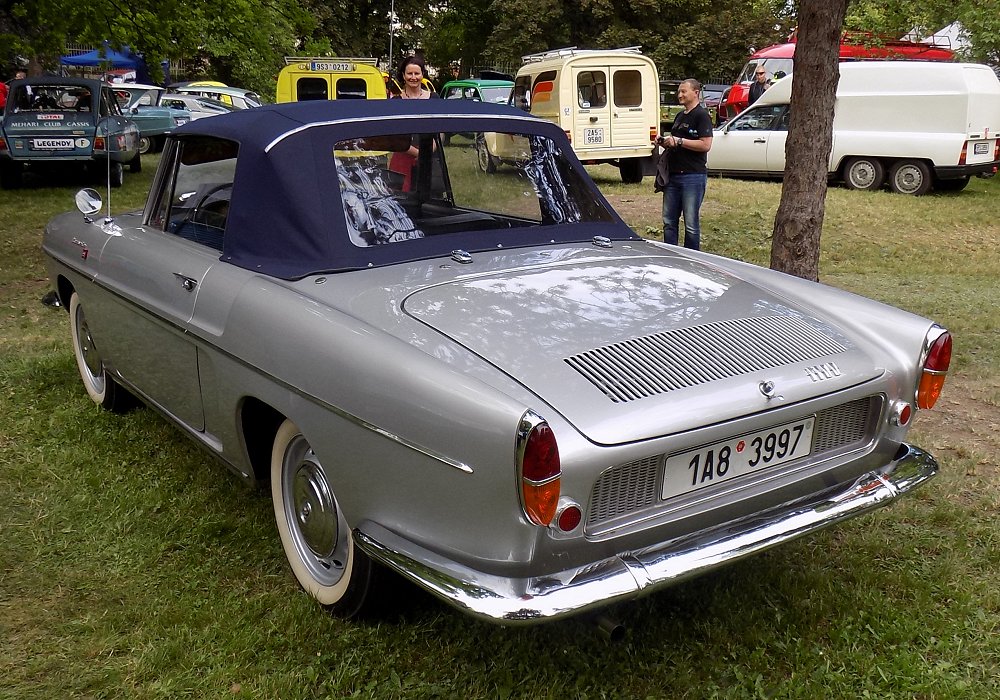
[754,138,766,144]
[173,273,197,291]
[590,116,598,123]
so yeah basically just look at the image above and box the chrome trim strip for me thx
[49,266,474,475]
[265,113,541,153]
[354,443,938,624]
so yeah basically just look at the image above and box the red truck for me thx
[717,32,955,123]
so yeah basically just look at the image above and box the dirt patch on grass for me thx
[916,375,1000,480]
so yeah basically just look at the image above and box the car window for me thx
[728,105,787,131]
[480,87,511,104]
[148,136,239,251]
[612,70,642,108]
[333,130,614,248]
[444,86,463,99]
[577,71,607,109]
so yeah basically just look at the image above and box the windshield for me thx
[333,129,614,248]
[739,58,794,83]
[480,87,512,104]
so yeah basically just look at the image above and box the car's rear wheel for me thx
[842,157,885,191]
[934,176,970,192]
[108,161,124,188]
[619,158,643,184]
[0,162,23,189]
[271,419,373,616]
[476,135,497,173]
[69,292,137,413]
[888,160,931,196]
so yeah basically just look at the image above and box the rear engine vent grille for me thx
[565,316,846,403]
[586,395,881,528]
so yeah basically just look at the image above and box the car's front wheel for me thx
[476,135,497,174]
[842,157,885,191]
[137,135,153,155]
[69,292,137,413]
[271,419,373,616]
[888,160,931,196]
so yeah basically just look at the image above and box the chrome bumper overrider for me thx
[354,443,938,625]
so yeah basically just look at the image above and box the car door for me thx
[572,66,611,151]
[94,223,213,431]
[708,104,788,175]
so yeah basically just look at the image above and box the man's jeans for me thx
[661,172,708,250]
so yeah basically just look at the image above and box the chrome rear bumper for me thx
[355,443,937,625]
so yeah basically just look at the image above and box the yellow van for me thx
[276,58,388,102]
[487,47,660,182]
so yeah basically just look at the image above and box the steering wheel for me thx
[191,183,233,228]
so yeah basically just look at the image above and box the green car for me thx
[440,78,514,105]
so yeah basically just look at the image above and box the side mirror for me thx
[75,188,103,218]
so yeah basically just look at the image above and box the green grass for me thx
[2,162,999,698]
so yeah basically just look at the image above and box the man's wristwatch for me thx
[678,138,684,148]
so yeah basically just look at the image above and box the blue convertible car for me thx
[43,100,951,624]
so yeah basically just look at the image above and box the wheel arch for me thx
[239,396,287,484]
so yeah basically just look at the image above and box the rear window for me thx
[333,129,614,248]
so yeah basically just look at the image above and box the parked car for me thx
[42,99,952,625]
[112,83,192,153]
[174,85,262,109]
[276,58,388,102]
[1,77,139,189]
[161,93,239,120]
[441,77,513,104]
[511,47,659,183]
[701,83,728,125]
[708,62,1000,194]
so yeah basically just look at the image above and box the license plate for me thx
[311,61,353,72]
[584,127,604,145]
[662,417,815,499]
[974,142,989,155]
[31,138,75,150]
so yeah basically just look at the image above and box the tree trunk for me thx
[770,0,849,281]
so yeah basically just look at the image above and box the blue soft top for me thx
[168,100,631,279]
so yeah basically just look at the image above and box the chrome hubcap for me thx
[282,436,347,585]
[75,306,105,391]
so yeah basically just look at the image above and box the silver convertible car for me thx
[42,99,952,625]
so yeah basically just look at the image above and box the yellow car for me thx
[276,58,388,102]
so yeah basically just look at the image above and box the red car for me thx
[717,32,954,123]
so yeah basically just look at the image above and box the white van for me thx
[486,47,659,183]
[708,61,1000,194]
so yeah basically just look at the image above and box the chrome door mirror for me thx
[75,188,103,219]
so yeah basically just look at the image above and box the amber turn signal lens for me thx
[519,418,561,526]
[917,332,952,410]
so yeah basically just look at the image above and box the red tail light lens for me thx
[0,137,7,152]
[517,412,560,526]
[958,141,968,166]
[917,330,952,409]
[94,135,106,151]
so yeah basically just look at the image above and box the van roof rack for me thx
[283,57,379,66]
[520,46,643,64]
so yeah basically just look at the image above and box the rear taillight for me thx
[917,329,952,410]
[958,141,968,166]
[517,411,560,526]
[565,130,572,144]
[94,135,105,151]
[650,126,658,143]
[994,140,1000,161]
[0,137,7,152]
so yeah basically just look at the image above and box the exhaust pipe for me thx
[592,613,626,642]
